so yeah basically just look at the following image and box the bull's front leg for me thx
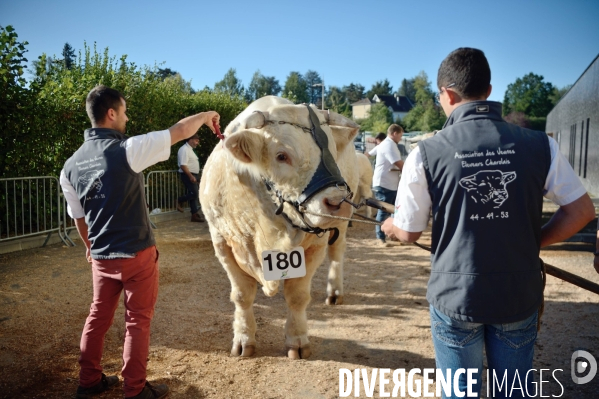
[212,240,257,357]
[326,223,348,305]
[282,245,324,359]
[283,275,313,359]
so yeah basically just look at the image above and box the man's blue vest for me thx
[63,128,155,259]
[419,101,550,324]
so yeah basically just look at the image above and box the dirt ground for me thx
[0,216,598,399]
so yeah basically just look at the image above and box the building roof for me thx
[373,94,414,112]
[351,98,372,106]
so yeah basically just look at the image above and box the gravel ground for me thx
[0,216,598,398]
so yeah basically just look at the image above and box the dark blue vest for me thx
[63,128,155,259]
[419,101,550,324]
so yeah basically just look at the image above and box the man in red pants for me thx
[60,85,219,398]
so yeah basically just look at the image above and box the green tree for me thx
[325,85,351,117]
[0,25,30,175]
[356,102,392,133]
[1,34,247,178]
[402,71,445,132]
[282,71,309,104]
[549,84,572,106]
[503,73,555,117]
[245,70,281,101]
[214,68,244,97]
[304,70,322,105]
[396,78,416,104]
[366,79,393,98]
[155,67,177,80]
[342,83,365,104]
[61,42,76,70]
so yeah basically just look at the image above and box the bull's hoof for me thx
[287,344,311,360]
[231,343,256,357]
[326,294,344,305]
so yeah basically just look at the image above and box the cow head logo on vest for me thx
[78,170,105,193]
[459,170,516,208]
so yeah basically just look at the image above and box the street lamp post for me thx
[312,81,325,110]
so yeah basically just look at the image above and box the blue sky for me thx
[2,0,598,102]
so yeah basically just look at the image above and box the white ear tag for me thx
[262,247,306,281]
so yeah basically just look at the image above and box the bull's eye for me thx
[276,152,289,163]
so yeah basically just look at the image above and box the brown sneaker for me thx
[191,212,205,223]
[128,381,169,399]
[175,198,183,213]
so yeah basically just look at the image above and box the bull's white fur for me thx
[200,96,359,358]
[352,152,374,219]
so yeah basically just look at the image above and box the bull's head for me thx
[459,170,516,208]
[222,97,359,231]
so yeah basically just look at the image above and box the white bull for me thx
[199,96,359,359]
[352,152,374,219]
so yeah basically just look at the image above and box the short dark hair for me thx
[85,85,125,125]
[375,132,387,142]
[437,48,491,100]
[387,124,404,135]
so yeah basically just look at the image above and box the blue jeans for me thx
[373,186,397,240]
[178,172,200,214]
[430,305,538,399]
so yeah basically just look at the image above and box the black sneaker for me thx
[76,373,119,398]
[128,381,169,399]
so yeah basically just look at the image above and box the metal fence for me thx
[0,171,191,249]
[145,170,189,215]
[0,176,72,246]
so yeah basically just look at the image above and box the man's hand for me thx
[381,217,396,239]
[381,216,422,243]
[169,111,221,145]
[203,111,220,134]
[86,247,92,264]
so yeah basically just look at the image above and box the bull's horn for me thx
[244,111,269,129]
[318,109,359,129]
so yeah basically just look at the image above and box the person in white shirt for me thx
[176,134,203,222]
[60,85,219,399]
[368,124,404,245]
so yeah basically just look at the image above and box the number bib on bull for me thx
[262,247,306,281]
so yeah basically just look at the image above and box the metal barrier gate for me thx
[145,170,189,215]
[0,176,72,247]
[1,171,194,251]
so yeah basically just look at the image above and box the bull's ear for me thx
[319,110,360,150]
[224,130,265,164]
[459,177,477,191]
[503,171,517,184]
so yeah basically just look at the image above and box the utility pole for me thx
[313,80,325,110]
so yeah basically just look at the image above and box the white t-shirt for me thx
[60,129,171,219]
[393,136,588,232]
[177,142,200,174]
[368,137,402,191]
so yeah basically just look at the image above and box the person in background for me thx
[60,85,219,399]
[176,133,204,222]
[382,47,595,398]
[374,132,386,146]
[368,124,404,246]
